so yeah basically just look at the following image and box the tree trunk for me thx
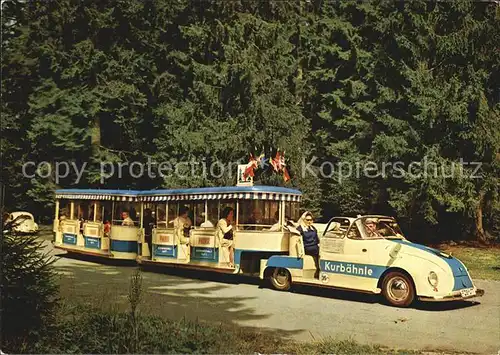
[475,190,488,244]
[295,0,303,105]
[91,116,101,156]
[90,116,101,187]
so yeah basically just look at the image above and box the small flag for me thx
[243,154,258,179]
[283,166,291,182]
[256,152,267,169]
[271,149,291,182]
[271,151,282,172]
[281,150,291,182]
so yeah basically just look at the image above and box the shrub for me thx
[1,221,59,352]
[30,301,419,354]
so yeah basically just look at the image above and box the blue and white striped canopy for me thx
[55,189,141,201]
[55,186,302,202]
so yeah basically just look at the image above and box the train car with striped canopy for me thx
[53,189,142,260]
[137,185,302,276]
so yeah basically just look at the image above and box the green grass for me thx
[24,301,418,355]
[440,245,500,281]
[21,268,421,355]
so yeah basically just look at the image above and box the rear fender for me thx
[260,255,303,279]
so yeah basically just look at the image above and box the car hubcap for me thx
[388,277,409,301]
[273,268,288,287]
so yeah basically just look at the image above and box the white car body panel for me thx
[264,215,482,302]
[9,211,39,233]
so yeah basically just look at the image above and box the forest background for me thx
[2,0,499,243]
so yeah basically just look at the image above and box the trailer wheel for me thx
[382,271,415,307]
[270,268,291,291]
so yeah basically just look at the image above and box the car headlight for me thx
[428,271,439,287]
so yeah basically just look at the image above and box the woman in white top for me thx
[216,206,235,267]
[173,206,192,245]
[121,211,134,226]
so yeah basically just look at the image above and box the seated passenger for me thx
[103,220,111,237]
[246,208,263,230]
[121,211,134,226]
[173,206,192,244]
[58,214,67,232]
[216,207,235,267]
[364,218,383,238]
[297,211,320,279]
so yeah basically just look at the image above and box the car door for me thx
[318,218,350,287]
[320,218,382,292]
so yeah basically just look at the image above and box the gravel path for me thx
[46,241,500,354]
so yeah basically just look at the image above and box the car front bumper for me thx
[419,287,485,302]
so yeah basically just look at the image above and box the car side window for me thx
[323,218,350,239]
[347,224,362,239]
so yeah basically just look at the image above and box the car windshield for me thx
[360,217,405,240]
[377,220,404,239]
[11,212,33,220]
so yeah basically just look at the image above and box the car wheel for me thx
[382,271,415,307]
[270,267,291,291]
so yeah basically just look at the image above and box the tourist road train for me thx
[53,183,484,307]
